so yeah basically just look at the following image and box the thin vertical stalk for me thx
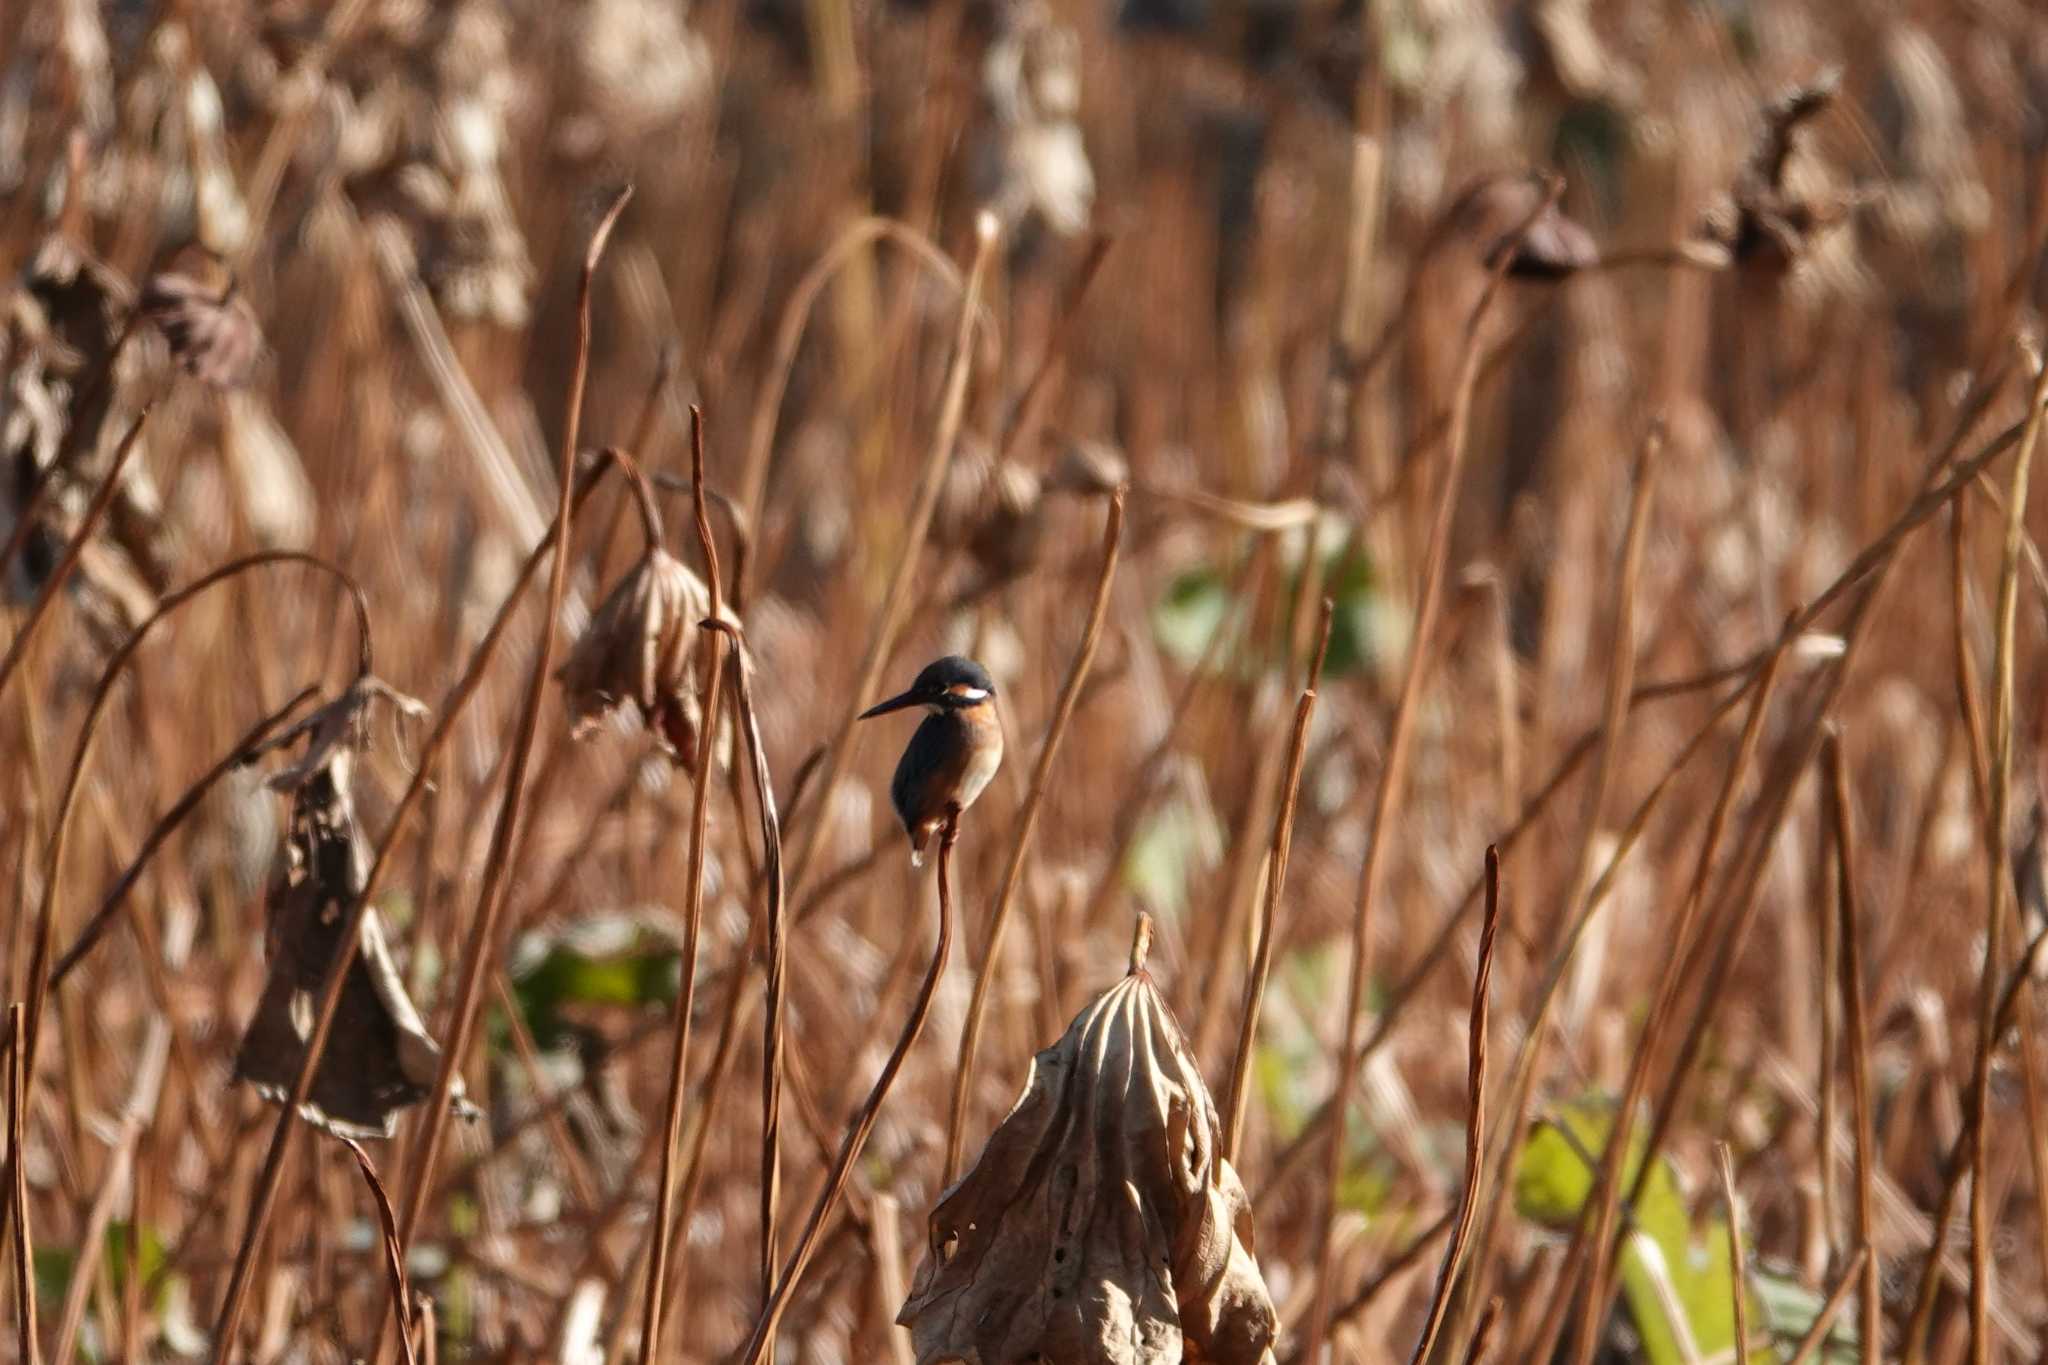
[640,407,731,1363]
[1406,848,1503,1365]
[944,487,1124,1181]
[704,618,789,1349]
[1719,1144,1750,1365]
[1223,599,1334,1163]
[8,1003,36,1365]
[734,812,961,1365]
[1302,177,1563,1365]
[382,190,631,1331]
[1967,349,2048,1361]
[1824,734,1881,1365]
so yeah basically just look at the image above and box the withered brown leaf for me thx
[899,956,1277,1364]
[234,680,462,1140]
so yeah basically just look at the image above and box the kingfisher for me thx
[859,656,1005,864]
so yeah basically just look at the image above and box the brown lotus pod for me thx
[556,547,726,767]
[139,269,264,389]
[1440,170,1600,280]
[899,930,1278,1364]
[1695,67,1853,270]
[234,679,464,1140]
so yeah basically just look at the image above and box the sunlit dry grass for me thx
[4,1,2048,1362]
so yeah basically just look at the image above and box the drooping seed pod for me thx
[900,924,1278,1364]
[1693,67,1858,272]
[139,264,264,389]
[556,547,728,768]
[233,676,466,1140]
[1440,170,1601,280]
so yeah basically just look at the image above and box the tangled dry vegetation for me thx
[6,0,2048,1362]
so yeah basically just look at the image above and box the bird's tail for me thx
[909,826,930,868]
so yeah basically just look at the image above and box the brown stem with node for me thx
[733,808,960,1365]
[638,405,730,1364]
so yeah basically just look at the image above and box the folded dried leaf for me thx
[234,676,462,1140]
[900,955,1277,1364]
[556,547,727,767]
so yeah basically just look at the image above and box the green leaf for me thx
[33,1220,170,1312]
[1152,566,1235,666]
[1514,1098,1768,1365]
[510,937,680,1049]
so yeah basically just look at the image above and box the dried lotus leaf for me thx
[900,959,1277,1365]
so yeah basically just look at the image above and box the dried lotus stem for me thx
[734,811,960,1365]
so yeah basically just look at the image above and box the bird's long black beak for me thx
[859,687,925,720]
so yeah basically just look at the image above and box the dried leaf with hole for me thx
[556,547,729,768]
[899,957,1278,1364]
[234,678,465,1140]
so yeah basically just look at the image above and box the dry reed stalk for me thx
[1407,847,1503,1365]
[733,812,961,1365]
[1459,1298,1504,1365]
[1784,1246,1871,1365]
[1951,501,1993,821]
[1302,174,1564,1365]
[1824,733,1882,1365]
[486,974,599,1210]
[0,408,151,700]
[769,212,998,914]
[339,1138,418,1365]
[1540,633,1788,1360]
[1719,1143,1750,1365]
[636,403,730,1363]
[375,190,632,1360]
[944,486,1124,1180]
[8,1003,38,1365]
[50,1017,166,1365]
[1260,653,1755,1208]
[208,339,633,1365]
[702,615,789,1340]
[1222,597,1333,1162]
[1966,346,2048,1362]
[1468,421,1657,1365]
[995,233,1114,461]
[1314,1209,1457,1346]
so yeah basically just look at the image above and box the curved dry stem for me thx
[733,811,960,1365]
[207,446,631,1358]
[0,407,153,701]
[44,683,319,995]
[639,406,730,1364]
[15,550,368,1103]
[1302,175,1563,1365]
[1222,597,1333,1163]
[944,485,1124,1181]
[737,214,995,592]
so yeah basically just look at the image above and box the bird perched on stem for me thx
[860,656,1004,865]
